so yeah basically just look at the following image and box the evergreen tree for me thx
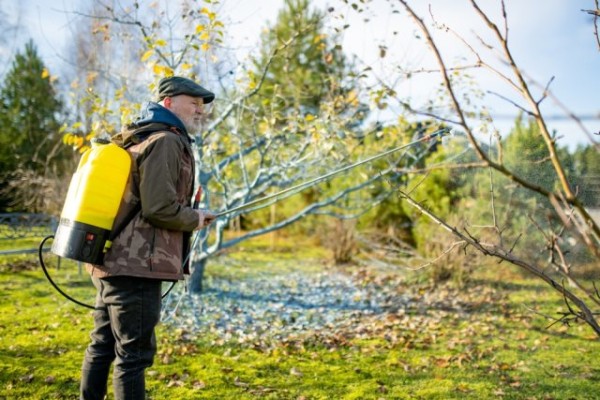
[0,40,65,211]
[503,116,559,194]
[570,144,600,207]
[252,0,348,120]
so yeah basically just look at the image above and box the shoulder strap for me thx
[108,124,188,241]
[109,203,141,241]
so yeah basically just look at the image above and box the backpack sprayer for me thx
[39,138,131,308]
[39,127,451,309]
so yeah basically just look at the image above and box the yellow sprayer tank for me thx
[51,138,131,264]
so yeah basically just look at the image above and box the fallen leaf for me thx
[193,380,206,390]
[233,376,249,388]
[167,379,184,388]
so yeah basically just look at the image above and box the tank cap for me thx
[91,137,111,145]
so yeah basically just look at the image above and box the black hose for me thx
[162,281,177,298]
[38,235,96,310]
[39,235,177,309]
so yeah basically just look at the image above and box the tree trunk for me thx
[188,258,207,293]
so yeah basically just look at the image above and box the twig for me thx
[537,76,555,106]
[582,3,600,51]
[487,91,535,116]
[487,138,499,233]
[534,83,599,148]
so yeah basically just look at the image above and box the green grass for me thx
[1,235,599,399]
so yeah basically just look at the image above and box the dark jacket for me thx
[87,102,199,281]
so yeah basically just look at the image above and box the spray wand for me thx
[213,127,451,218]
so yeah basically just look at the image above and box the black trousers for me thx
[80,276,162,400]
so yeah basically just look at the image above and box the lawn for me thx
[0,235,599,399]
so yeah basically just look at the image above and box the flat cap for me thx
[157,76,215,103]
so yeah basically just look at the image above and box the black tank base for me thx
[51,220,110,265]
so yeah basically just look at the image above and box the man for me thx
[80,76,216,400]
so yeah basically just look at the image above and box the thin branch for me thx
[487,136,499,233]
[414,240,467,270]
[397,101,462,125]
[582,3,600,51]
[487,90,535,116]
[397,188,600,336]
[533,82,600,149]
[537,76,555,106]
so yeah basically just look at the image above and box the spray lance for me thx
[39,127,451,309]
[211,127,451,218]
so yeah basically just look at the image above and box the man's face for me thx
[165,94,210,134]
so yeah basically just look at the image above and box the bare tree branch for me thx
[397,188,600,336]
[399,0,600,250]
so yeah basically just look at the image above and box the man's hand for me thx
[196,210,216,230]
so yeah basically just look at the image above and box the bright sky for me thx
[4,0,600,149]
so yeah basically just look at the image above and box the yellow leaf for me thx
[200,32,209,41]
[155,39,167,46]
[200,7,210,15]
[141,49,154,62]
[86,71,98,84]
[195,24,206,33]
[181,63,192,70]
[305,114,315,122]
[346,89,359,107]
[41,68,50,79]
[258,121,269,134]
[114,88,125,100]
[214,21,224,28]
[201,43,210,51]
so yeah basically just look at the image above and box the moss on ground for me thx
[1,235,599,399]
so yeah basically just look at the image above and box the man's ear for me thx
[163,97,172,108]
